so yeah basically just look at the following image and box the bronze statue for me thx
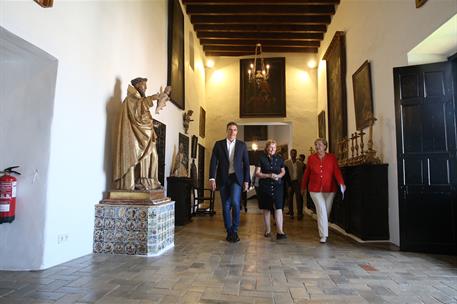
[113,77,171,191]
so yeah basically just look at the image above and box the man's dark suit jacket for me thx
[209,139,251,188]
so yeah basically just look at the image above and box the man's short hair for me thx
[290,149,297,153]
[131,77,148,87]
[226,121,238,129]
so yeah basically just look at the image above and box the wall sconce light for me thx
[307,59,317,69]
[252,143,258,151]
[206,59,215,68]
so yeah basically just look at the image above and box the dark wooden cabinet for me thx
[329,164,389,241]
[167,176,192,226]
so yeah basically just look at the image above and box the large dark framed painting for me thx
[199,106,206,138]
[178,133,189,174]
[318,111,326,139]
[167,0,185,110]
[153,119,166,185]
[244,125,268,141]
[240,57,286,118]
[323,31,347,154]
[352,60,374,130]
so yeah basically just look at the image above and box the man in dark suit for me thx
[209,122,250,242]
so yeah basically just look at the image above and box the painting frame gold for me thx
[167,0,185,110]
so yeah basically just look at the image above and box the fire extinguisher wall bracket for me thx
[0,166,21,224]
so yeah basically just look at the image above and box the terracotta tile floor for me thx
[1,199,456,304]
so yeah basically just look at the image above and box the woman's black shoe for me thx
[277,233,287,240]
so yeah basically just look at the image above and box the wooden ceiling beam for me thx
[200,39,320,47]
[191,15,331,24]
[206,49,318,56]
[203,45,318,53]
[197,31,323,40]
[194,24,326,33]
[183,0,339,4]
[186,5,335,15]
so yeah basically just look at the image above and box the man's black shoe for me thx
[231,232,240,242]
[226,232,232,242]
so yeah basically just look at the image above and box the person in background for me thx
[255,140,287,240]
[299,154,306,169]
[284,149,305,219]
[301,138,346,243]
[209,122,250,243]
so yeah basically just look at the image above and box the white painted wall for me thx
[0,0,206,270]
[0,27,57,270]
[269,125,292,148]
[316,0,457,245]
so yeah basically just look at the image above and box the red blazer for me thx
[301,153,345,193]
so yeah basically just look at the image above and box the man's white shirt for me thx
[226,138,236,174]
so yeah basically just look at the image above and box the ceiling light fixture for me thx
[248,43,270,85]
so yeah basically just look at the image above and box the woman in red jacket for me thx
[301,138,346,243]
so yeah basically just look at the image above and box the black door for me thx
[394,60,457,254]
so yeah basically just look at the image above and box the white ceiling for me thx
[408,14,457,65]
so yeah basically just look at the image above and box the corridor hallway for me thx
[0,200,456,304]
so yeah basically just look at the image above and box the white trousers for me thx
[309,192,335,238]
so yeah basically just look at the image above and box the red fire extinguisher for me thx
[0,166,21,224]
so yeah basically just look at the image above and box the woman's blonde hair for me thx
[314,138,328,149]
[264,139,277,152]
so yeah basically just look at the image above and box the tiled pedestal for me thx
[93,199,174,256]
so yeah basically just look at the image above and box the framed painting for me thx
[34,0,53,7]
[323,31,347,154]
[416,0,428,8]
[318,111,326,139]
[240,57,286,118]
[199,107,206,138]
[189,31,194,71]
[167,0,185,110]
[352,60,374,130]
[153,119,166,186]
[244,125,268,142]
[191,135,198,159]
